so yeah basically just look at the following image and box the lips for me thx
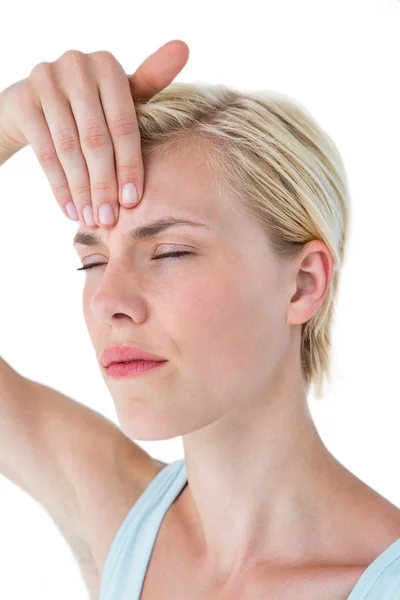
[119,360,142,364]
[101,344,167,368]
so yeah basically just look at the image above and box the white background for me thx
[1,0,399,598]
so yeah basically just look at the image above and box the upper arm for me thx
[0,375,162,574]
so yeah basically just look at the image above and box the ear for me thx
[287,240,335,326]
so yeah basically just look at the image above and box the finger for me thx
[127,39,190,101]
[93,52,143,209]
[57,53,119,228]
[16,76,80,222]
[36,68,100,226]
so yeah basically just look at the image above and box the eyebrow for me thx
[73,217,211,247]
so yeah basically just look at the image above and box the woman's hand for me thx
[0,40,189,227]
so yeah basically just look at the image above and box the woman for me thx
[1,40,400,600]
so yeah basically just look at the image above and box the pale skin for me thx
[2,40,400,598]
[74,139,400,595]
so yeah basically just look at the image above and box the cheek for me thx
[170,269,281,394]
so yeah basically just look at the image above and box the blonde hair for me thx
[134,82,352,400]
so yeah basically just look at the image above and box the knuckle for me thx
[29,61,53,83]
[118,163,142,182]
[91,50,115,64]
[90,50,122,74]
[92,179,117,193]
[57,129,79,155]
[71,181,91,199]
[37,144,59,167]
[52,181,71,197]
[60,49,85,64]
[82,122,110,150]
[28,63,58,97]
[109,113,138,138]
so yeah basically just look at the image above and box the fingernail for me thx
[83,204,95,227]
[122,182,138,206]
[65,201,79,220]
[99,203,115,225]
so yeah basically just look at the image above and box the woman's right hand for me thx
[0,40,189,227]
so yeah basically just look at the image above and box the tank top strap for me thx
[347,538,400,599]
[99,457,187,600]
[99,457,400,599]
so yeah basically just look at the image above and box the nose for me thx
[88,262,148,327]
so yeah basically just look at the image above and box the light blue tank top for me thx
[98,458,400,600]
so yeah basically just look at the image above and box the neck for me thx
[181,373,361,584]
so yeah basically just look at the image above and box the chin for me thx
[115,403,185,442]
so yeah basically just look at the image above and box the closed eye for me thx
[76,251,193,271]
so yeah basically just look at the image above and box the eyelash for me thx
[76,251,193,272]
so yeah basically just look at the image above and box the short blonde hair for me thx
[134,82,352,400]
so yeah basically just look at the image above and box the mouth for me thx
[112,359,165,365]
[101,344,167,367]
[105,358,167,379]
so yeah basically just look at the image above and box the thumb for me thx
[128,39,190,101]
